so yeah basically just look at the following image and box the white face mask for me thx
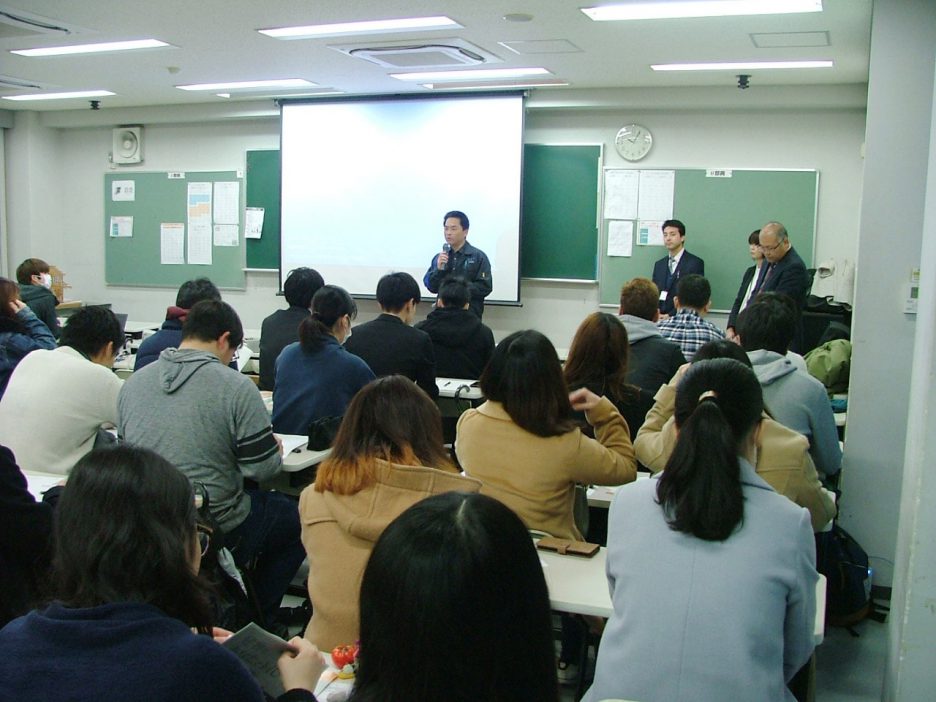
[40,273,52,289]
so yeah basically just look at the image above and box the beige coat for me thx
[299,460,480,650]
[455,397,636,540]
[634,378,836,531]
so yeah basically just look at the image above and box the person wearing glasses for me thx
[119,300,302,630]
[756,222,811,352]
[0,446,326,701]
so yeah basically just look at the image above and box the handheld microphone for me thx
[442,243,453,270]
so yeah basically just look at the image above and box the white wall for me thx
[4,88,867,351]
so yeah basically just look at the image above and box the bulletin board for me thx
[104,171,246,289]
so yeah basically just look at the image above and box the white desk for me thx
[436,377,483,400]
[23,471,63,500]
[586,473,650,508]
[539,544,826,645]
[283,446,331,473]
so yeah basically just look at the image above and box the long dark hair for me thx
[479,330,575,437]
[300,285,357,352]
[656,358,763,541]
[352,492,558,702]
[315,375,454,494]
[51,447,214,633]
[564,312,640,404]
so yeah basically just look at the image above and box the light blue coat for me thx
[584,460,817,702]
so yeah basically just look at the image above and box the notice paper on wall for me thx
[603,170,639,220]
[213,224,239,247]
[245,207,265,239]
[637,220,665,246]
[160,223,185,264]
[213,181,240,225]
[636,170,675,221]
[607,221,634,257]
[109,216,133,238]
[111,180,135,202]
[187,182,213,265]
[188,224,212,265]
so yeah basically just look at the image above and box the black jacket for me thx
[415,307,495,380]
[259,306,310,391]
[0,444,53,627]
[627,336,687,395]
[345,314,438,399]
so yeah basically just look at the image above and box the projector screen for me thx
[279,93,524,304]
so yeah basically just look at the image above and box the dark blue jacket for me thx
[0,308,57,398]
[651,250,705,316]
[424,241,493,318]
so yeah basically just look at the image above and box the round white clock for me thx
[614,123,653,161]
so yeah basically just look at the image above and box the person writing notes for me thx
[650,219,704,318]
[423,211,492,318]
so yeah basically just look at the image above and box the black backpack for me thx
[816,524,872,629]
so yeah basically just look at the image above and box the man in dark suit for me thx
[345,272,438,399]
[757,221,812,352]
[726,229,768,340]
[651,219,704,317]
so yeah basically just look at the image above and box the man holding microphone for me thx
[424,211,492,318]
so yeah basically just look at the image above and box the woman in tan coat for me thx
[634,339,835,531]
[299,375,480,650]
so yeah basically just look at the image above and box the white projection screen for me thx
[279,93,524,304]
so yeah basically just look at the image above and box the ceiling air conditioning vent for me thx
[332,38,502,70]
[0,5,84,40]
[0,74,45,91]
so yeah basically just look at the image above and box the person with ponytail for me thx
[272,285,375,435]
[584,358,818,702]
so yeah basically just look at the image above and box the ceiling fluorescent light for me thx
[11,39,170,57]
[583,0,822,21]
[422,79,568,90]
[391,67,550,82]
[176,79,316,91]
[651,60,832,71]
[259,16,460,40]
[3,90,115,101]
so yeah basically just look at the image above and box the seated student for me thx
[345,272,438,399]
[0,306,123,474]
[15,258,60,338]
[563,312,654,441]
[272,285,375,436]
[456,329,637,540]
[584,359,818,702]
[0,444,54,628]
[0,277,56,398]
[617,277,687,394]
[0,446,325,702]
[350,491,559,702]
[299,376,479,650]
[118,300,302,626]
[259,267,325,391]
[415,277,495,379]
[634,339,835,530]
[135,277,223,370]
[656,273,725,361]
[737,296,842,476]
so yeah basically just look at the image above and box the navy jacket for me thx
[651,250,705,316]
[424,241,493,318]
[759,246,811,352]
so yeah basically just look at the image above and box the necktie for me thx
[668,257,676,275]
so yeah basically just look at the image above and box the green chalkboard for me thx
[521,144,602,280]
[104,171,245,289]
[245,150,280,270]
[243,145,603,281]
[598,169,817,310]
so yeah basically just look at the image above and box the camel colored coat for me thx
[456,397,636,540]
[634,378,835,531]
[299,460,480,650]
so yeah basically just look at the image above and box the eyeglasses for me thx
[760,241,784,252]
[196,522,213,556]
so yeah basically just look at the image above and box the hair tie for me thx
[698,390,718,403]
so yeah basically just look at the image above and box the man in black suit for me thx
[651,219,704,317]
[757,221,812,352]
[726,229,768,341]
[345,272,438,399]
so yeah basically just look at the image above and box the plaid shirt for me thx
[657,309,725,361]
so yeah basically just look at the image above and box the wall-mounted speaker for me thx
[112,126,143,165]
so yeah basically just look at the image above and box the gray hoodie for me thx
[118,348,282,530]
[748,349,842,475]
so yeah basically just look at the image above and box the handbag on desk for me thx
[307,415,343,451]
